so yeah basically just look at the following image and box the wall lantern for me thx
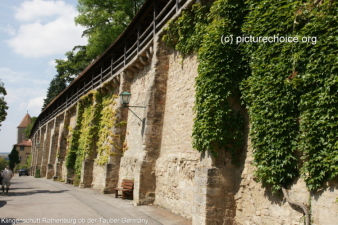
[119,91,132,106]
[119,91,146,122]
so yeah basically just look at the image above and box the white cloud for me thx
[48,59,56,67]
[7,0,87,58]
[0,67,27,83]
[0,67,49,85]
[0,67,48,114]
[28,96,44,114]
[5,85,46,117]
[0,25,16,36]
[14,0,73,22]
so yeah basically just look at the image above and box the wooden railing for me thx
[31,0,188,136]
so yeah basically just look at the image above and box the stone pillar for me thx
[35,126,46,177]
[55,110,71,181]
[64,106,78,181]
[40,121,53,177]
[47,118,60,179]
[102,163,117,193]
[30,135,38,176]
[80,159,94,188]
[191,145,246,225]
[101,78,127,193]
[192,167,232,225]
[134,37,169,205]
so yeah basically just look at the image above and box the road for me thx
[0,175,191,225]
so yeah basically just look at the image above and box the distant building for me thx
[17,113,31,144]
[15,113,32,165]
[14,140,32,165]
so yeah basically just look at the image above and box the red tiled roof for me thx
[18,113,31,128]
[14,139,32,147]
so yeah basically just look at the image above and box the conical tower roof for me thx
[17,113,31,128]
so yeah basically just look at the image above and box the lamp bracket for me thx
[126,107,144,122]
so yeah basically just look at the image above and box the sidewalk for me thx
[0,175,191,225]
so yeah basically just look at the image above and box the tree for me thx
[42,75,67,110]
[8,146,20,170]
[55,46,92,83]
[75,0,145,59]
[0,157,8,171]
[0,80,8,129]
[23,116,37,139]
[43,0,146,104]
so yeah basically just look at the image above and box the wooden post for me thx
[100,63,103,84]
[124,42,127,67]
[153,1,158,36]
[111,54,114,75]
[137,23,141,54]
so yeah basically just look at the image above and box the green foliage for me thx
[65,105,83,171]
[8,146,20,170]
[24,116,37,139]
[242,0,338,192]
[65,89,122,177]
[75,0,145,59]
[0,80,8,129]
[0,157,8,171]
[43,1,146,109]
[295,1,338,191]
[42,75,67,110]
[55,46,92,83]
[241,0,301,193]
[163,3,211,56]
[25,154,32,169]
[164,1,247,162]
[96,94,118,165]
[75,92,102,176]
[194,0,248,162]
[35,169,41,178]
[164,0,338,193]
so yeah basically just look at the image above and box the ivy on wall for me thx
[163,0,338,193]
[66,105,83,172]
[96,94,118,165]
[294,1,338,191]
[241,0,301,193]
[164,0,248,163]
[75,91,102,176]
[65,89,125,179]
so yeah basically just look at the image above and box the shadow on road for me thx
[12,189,68,196]
[0,201,7,208]
[9,187,34,190]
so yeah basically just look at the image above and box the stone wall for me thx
[154,53,200,218]
[29,8,338,223]
[91,163,106,190]
[234,136,338,225]
[63,108,78,181]
[55,114,66,180]
[118,64,151,183]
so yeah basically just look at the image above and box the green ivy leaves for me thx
[65,90,121,178]
[243,0,338,192]
[164,0,338,193]
[164,0,248,161]
[96,95,118,165]
[193,2,247,161]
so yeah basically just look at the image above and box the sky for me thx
[0,0,87,153]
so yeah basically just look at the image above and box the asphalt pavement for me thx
[0,175,191,225]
